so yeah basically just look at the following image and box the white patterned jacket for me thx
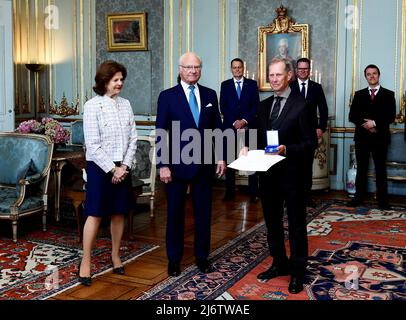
[83,95,137,173]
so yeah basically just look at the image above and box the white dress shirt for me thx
[181,80,201,112]
[368,85,380,96]
[368,85,380,127]
[234,77,244,91]
[298,79,309,98]
[83,95,138,173]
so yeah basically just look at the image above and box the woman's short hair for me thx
[93,60,127,95]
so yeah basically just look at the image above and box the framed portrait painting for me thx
[258,6,309,91]
[106,12,147,51]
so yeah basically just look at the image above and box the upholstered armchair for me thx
[0,132,53,242]
[131,136,156,217]
[70,120,84,146]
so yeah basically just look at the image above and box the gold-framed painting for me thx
[258,6,309,91]
[106,12,147,51]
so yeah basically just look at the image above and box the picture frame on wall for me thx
[106,12,147,51]
[258,6,308,91]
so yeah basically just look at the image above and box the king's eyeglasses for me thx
[180,65,202,71]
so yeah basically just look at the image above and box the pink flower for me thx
[16,117,70,144]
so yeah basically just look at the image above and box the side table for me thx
[63,180,86,241]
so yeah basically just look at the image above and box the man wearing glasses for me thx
[290,57,328,208]
[156,52,226,277]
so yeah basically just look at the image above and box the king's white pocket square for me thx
[205,103,213,108]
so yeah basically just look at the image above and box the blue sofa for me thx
[0,132,54,241]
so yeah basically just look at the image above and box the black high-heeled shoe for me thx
[78,262,92,286]
[111,259,125,275]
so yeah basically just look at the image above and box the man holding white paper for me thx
[241,58,316,294]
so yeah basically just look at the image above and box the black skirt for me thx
[84,161,132,217]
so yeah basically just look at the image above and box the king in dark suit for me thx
[155,52,226,277]
[242,58,316,294]
[348,64,396,209]
[290,57,329,207]
[220,58,260,201]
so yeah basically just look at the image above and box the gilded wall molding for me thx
[351,0,358,98]
[13,0,95,118]
[178,0,183,58]
[169,0,174,87]
[186,0,190,52]
[396,0,406,123]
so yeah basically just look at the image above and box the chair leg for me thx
[12,220,17,242]
[128,210,134,240]
[73,200,83,242]
[150,196,154,218]
[42,211,47,231]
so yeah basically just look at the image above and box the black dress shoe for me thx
[78,275,92,286]
[250,195,259,203]
[168,262,181,277]
[347,198,364,207]
[378,203,391,210]
[196,259,214,273]
[306,199,317,208]
[111,259,125,275]
[257,265,289,282]
[222,195,235,202]
[78,262,92,286]
[288,276,304,294]
[112,266,125,275]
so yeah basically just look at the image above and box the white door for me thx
[0,0,14,132]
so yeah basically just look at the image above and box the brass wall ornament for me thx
[394,90,405,123]
[269,5,295,33]
[258,5,309,91]
[314,136,328,170]
[49,93,79,117]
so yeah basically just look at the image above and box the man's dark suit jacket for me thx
[255,92,317,181]
[155,82,223,263]
[220,77,259,129]
[253,90,317,274]
[290,80,328,132]
[349,87,396,145]
[155,83,223,179]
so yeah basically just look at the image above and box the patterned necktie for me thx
[188,85,200,126]
[301,82,306,98]
[269,96,283,124]
[236,81,242,99]
[370,88,377,101]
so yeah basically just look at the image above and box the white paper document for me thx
[227,150,285,172]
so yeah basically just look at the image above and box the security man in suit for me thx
[241,58,316,294]
[220,58,260,202]
[348,64,396,209]
[290,57,328,207]
[156,52,226,277]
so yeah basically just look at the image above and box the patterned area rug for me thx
[223,201,406,300]
[0,226,158,300]
[136,201,326,300]
[136,200,406,300]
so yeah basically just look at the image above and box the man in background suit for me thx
[220,58,260,202]
[290,57,328,207]
[348,64,396,209]
[156,52,226,277]
[242,58,316,294]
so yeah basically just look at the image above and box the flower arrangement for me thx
[16,117,71,144]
